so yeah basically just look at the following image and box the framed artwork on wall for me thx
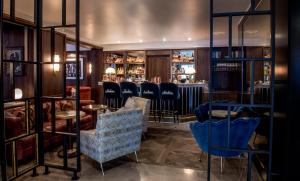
[4,47,25,76]
[66,57,84,80]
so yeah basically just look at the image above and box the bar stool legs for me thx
[160,100,179,124]
[150,100,161,122]
[106,98,120,111]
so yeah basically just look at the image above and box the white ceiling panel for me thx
[4,0,270,50]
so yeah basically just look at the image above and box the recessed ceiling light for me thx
[117,41,121,44]
[139,39,143,43]
[162,38,167,42]
[188,37,192,41]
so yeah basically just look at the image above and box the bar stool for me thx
[141,82,161,122]
[160,82,180,123]
[103,82,122,110]
[120,81,138,105]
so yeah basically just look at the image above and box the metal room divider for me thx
[208,0,275,181]
[0,0,81,180]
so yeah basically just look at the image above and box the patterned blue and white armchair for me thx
[80,108,143,175]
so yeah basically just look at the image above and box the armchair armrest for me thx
[80,129,103,162]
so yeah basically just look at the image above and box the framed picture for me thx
[4,47,25,76]
[66,57,84,80]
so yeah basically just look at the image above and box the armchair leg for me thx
[238,155,243,180]
[220,157,225,174]
[134,151,139,163]
[100,163,104,176]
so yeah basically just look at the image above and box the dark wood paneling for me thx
[195,48,210,81]
[146,55,171,82]
[3,23,35,100]
[245,47,264,82]
[41,31,66,97]
[89,49,104,104]
[146,50,171,56]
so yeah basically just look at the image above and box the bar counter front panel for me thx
[99,82,207,120]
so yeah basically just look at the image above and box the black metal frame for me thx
[208,0,275,181]
[41,0,81,180]
[1,1,40,180]
[0,0,81,180]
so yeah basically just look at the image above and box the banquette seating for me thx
[4,86,94,163]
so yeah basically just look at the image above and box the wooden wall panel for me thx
[90,49,104,104]
[195,48,210,81]
[246,47,264,82]
[146,55,171,82]
[41,31,66,97]
[3,23,34,100]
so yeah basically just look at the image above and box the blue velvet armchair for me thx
[190,117,260,172]
[190,117,260,157]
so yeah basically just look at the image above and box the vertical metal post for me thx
[51,28,55,62]
[267,0,276,180]
[240,24,245,104]
[0,0,7,180]
[251,0,256,12]
[75,0,81,178]
[228,15,232,59]
[208,0,214,180]
[247,152,253,181]
[62,0,66,26]
[227,106,231,148]
[10,0,15,21]
[35,0,44,166]
[250,61,255,105]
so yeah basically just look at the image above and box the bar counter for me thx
[98,82,208,120]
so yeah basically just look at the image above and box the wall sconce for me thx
[53,54,60,72]
[14,88,23,100]
[89,63,92,74]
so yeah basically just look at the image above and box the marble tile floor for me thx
[18,156,261,181]
[17,121,262,181]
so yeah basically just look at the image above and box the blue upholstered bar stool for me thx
[160,82,180,123]
[103,82,122,110]
[120,81,139,105]
[141,82,161,122]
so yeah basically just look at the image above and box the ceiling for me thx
[4,0,271,50]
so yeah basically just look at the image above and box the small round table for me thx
[56,110,86,158]
[211,110,238,119]
[82,104,107,128]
